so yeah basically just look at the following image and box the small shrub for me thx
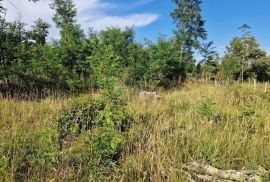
[239,105,256,118]
[52,87,132,180]
[238,105,257,134]
[197,97,215,121]
[61,128,122,180]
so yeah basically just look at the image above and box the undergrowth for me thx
[1,83,270,181]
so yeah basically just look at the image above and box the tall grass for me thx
[118,82,270,181]
[0,97,71,181]
[1,83,270,181]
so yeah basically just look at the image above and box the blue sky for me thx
[3,0,270,55]
[133,0,270,55]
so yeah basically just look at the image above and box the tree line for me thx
[0,0,270,98]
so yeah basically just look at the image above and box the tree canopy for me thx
[1,0,270,98]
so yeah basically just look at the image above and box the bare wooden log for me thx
[195,174,233,182]
[185,162,262,181]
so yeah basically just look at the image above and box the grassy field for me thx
[120,82,270,181]
[1,82,270,181]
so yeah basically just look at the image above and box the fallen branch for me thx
[184,162,266,182]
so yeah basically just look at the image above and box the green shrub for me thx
[52,87,132,180]
[197,98,215,121]
[238,105,257,134]
[62,128,122,180]
[0,86,133,181]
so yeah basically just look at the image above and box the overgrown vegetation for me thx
[1,83,270,181]
[118,82,270,181]
[0,85,133,181]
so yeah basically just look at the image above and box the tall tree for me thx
[50,0,76,28]
[199,41,217,64]
[146,35,184,88]
[225,24,266,82]
[50,0,82,46]
[239,24,253,83]
[197,41,219,79]
[50,0,91,91]
[171,0,207,64]
[30,18,50,45]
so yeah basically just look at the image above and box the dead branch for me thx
[184,162,267,182]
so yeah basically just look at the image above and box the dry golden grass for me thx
[1,83,270,181]
[118,82,270,181]
[0,97,74,143]
[0,97,72,181]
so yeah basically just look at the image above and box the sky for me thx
[2,0,270,55]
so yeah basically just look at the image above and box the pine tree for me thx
[30,18,50,45]
[171,0,207,63]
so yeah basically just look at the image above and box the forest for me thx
[0,0,270,181]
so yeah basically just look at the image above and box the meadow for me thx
[1,82,270,181]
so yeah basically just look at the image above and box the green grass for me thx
[1,82,270,181]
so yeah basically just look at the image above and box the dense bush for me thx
[55,89,132,180]
[0,86,133,181]
[247,58,270,81]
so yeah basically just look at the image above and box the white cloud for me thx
[2,0,159,39]
[81,14,159,31]
[3,0,53,23]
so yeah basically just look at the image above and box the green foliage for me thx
[0,0,93,97]
[196,42,219,79]
[171,0,207,70]
[239,105,255,118]
[53,87,132,180]
[247,57,270,81]
[30,18,51,45]
[145,35,186,88]
[2,0,270,99]
[171,0,207,49]
[124,43,150,88]
[197,97,215,120]
[99,27,135,67]
[238,105,258,134]
[0,127,58,181]
[88,27,136,89]
[221,55,241,80]
[221,25,267,81]
[0,90,132,180]
[64,128,122,180]
[50,0,77,28]
[200,41,218,64]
